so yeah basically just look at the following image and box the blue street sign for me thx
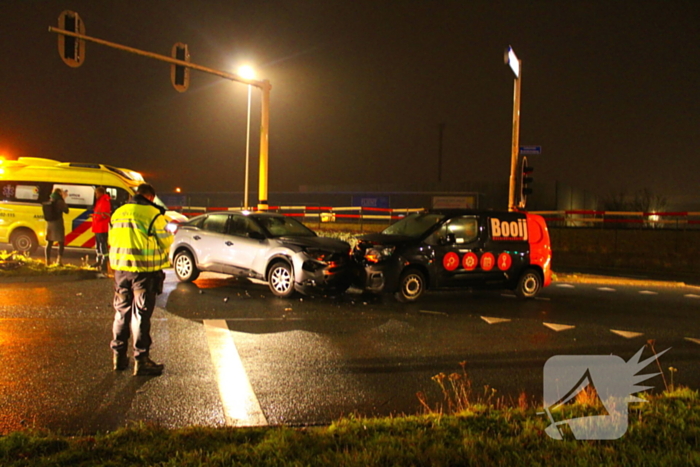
[519,146,542,155]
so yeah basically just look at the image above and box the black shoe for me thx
[113,353,129,371]
[134,357,164,376]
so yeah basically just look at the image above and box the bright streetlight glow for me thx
[237,65,256,209]
[237,65,256,81]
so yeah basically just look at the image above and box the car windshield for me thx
[382,213,445,238]
[255,215,317,238]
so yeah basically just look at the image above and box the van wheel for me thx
[514,269,542,299]
[268,261,295,298]
[395,268,425,303]
[11,229,38,255]
[174,250,200,282]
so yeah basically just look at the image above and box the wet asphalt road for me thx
[0,254,699,434]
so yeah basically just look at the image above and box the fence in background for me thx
[169,206,700,230]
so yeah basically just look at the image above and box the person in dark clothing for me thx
[45,188,69,265]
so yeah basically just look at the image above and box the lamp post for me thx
[504,45,522,212]
[238,65,256,210]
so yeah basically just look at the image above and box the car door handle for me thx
[193,235,201,241]
[225,241,234,246]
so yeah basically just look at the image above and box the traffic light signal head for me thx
[519,157,533,209]
[57,10,85,68]
[171,43,190,92]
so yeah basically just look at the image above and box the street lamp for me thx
[238,65,256,209]
[504,45,522,212]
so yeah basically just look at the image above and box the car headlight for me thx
[304,248,331,263]
[365,246,395,263]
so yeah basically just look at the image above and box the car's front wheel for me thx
[395,268,426,303]
[268,261,295,298]
[174,250,200,282]
[514,268,542,299]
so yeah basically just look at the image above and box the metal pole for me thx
[508,59,522,212]
[244,84,252,210]
[438,123,445,183]
[257,80,271,211]
[48,26,273,210]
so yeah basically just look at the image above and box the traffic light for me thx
[520,156,533,208]
[171,43,190,92]
[57,10,85,68]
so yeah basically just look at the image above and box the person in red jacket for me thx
[92,186,112,275]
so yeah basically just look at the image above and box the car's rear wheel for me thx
[514,268,542,299]
[174,250,200,282]
[268,261,295,297]
[395,268,426,303]
[10,228,38,255]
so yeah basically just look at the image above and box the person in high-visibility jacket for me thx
[109,183,173,376]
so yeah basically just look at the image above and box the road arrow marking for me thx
[610,329,644,339]
[204,319,268,427]
[685,337,700,345]
[543,322,575,332]
[598,287,616,292]
[481,316,511,324]
[639,290,658,295]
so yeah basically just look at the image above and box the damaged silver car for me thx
[169,211,353,297]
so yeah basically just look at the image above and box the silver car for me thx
[169,211,353,297]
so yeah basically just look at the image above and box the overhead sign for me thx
[519,146,542,155]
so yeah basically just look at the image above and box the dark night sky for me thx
[1,1,698,204]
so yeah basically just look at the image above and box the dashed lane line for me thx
[685,294,700,299]
[610,329,644,339]
[685,337,700,345]
[481,316,512,325]
[555,284,575,288]
[639,290,658,295]
[543,322,576,332]
[597,287,616,292]
[203,319,268,427]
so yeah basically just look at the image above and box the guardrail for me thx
[168,206,700,229]
[530,210,700,228]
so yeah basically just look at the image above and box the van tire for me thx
[11,229,38,255]
[174,250,200,282]
[514,269,542,299]
[395,268,426,303]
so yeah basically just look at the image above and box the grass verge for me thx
[0,251,93,278]
[0,387,697,466]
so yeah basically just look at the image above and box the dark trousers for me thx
[94,232,109,270]
[111,270,159,359]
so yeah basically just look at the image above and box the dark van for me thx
[353,209,552,302]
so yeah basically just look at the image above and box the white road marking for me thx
[535,296,551,301]
[419,310,449,316]
[543,322,575,332]
[556,284,575,288]
[481,316,511,324]
[610,329,644,339]
[639,290,658,295]
[203,319,268,427]
[597,287,616,292]
[684,294,700,299]
[685,337,700,345]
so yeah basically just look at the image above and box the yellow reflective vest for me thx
[108,197,174,272]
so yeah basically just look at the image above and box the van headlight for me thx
[365,246,395,263]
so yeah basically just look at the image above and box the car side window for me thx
[202,215,227,234]
[227,216,264,238]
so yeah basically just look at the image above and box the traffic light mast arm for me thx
[48,26,268,91]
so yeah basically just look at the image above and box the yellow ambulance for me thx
[0,157,183,254]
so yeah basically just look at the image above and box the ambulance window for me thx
[445,217,478,244]
[54,184,93,207]
[13,184,41,201]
